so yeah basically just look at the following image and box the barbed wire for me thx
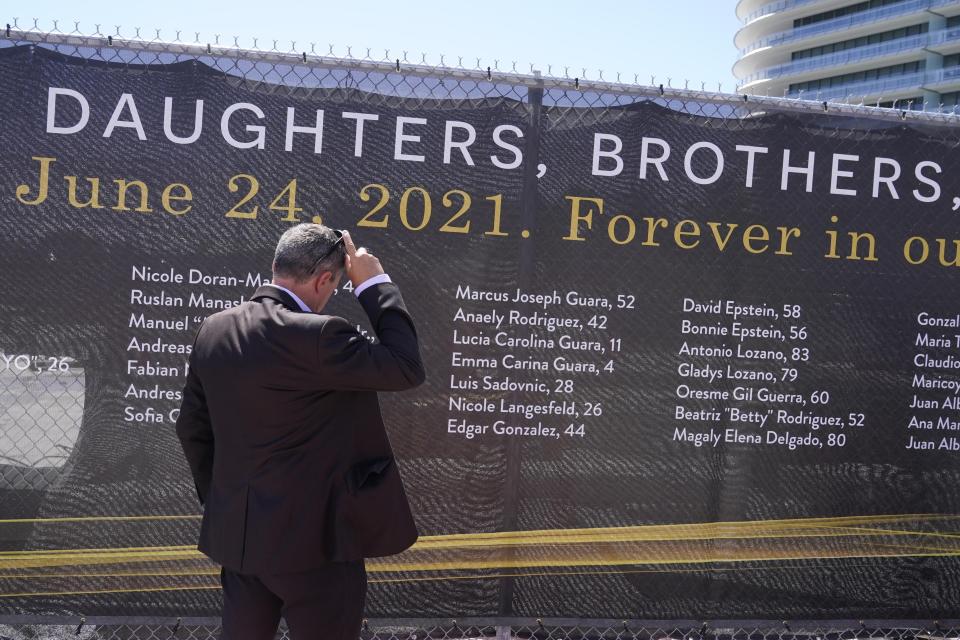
[5,18,960,122]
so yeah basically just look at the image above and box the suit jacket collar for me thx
[252,285,306,313]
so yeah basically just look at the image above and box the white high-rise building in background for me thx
[734,0,960,111]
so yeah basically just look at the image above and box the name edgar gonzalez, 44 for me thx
[174,224,426,639]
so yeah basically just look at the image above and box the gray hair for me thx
[272,223,345,282]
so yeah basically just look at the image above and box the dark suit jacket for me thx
[175,282,425,574]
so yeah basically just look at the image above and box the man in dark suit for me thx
[175,224,425,639]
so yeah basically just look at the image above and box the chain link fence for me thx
[2,17,960,637]
[1,620,959,640]
[1,19,959,499]
[5,17,960,123]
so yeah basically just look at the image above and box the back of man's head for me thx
[272,223,344,282]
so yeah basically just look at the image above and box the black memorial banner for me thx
[1,44,960,619]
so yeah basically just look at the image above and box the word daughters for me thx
[44,87,524,169]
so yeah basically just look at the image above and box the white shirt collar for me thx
[265,283,312,313]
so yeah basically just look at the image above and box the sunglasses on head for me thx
[310,229,344,274]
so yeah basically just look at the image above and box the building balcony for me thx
[740,0,819,24]
[784,64,960,101]
[737,0,959,57]
[926,25,960,52]
[738,29,959,88]
[926,62,960,86]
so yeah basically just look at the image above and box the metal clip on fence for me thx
[75,617,85,635]
[171,616,182,634]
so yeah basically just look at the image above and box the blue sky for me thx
[19,2,744,91]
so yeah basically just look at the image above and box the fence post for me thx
[496,70,545,619]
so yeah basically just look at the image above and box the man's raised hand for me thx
[342,230,385,287]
